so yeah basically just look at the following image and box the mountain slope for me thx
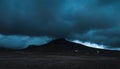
[26,38,120,56]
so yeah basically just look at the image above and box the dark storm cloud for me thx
[59,0,120,49]
[0,0,68,36]
[93,26,120,48]
[0,0,120,50]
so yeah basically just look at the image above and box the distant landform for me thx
[0,38,119,57]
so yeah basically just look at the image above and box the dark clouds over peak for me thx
[0,0,120,50]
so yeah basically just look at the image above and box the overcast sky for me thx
[0,0,120,50]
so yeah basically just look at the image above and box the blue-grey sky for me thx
[0,0,120,50]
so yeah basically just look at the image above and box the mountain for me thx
[26,38,120,57]
[0,38,120,69]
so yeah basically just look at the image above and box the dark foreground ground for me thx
[0,53,119,69]
[0,39,120,69]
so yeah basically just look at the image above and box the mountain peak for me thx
[51,38,68,44]
[55,38,66,41]
[26,38,120,57]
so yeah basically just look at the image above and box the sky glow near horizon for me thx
[0,34,53,49]
[72,40,105,49]
[72,40,120,51]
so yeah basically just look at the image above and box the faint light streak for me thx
[72,40,105,49]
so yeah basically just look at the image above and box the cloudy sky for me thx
[0,0,120,50]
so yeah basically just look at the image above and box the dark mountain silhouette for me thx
[26,38,120,57]
[0,38,119,57]
[0,38,120,69]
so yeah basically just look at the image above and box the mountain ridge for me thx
[0,38,119,57]
[26,38,120,56]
